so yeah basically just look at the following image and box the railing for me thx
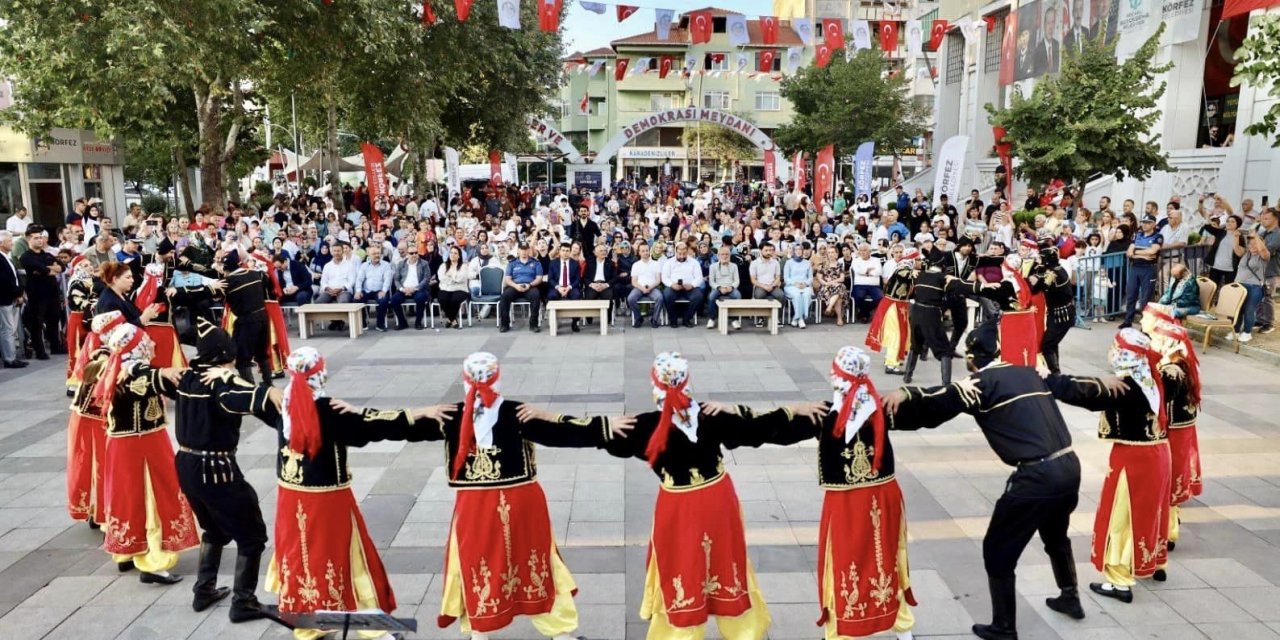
[1072,244,1210,323]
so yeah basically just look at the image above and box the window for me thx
[713,17,727,33]
[984,14,1006,73]
[754,91,780,111]
[944,32,964,85]
[704,53,730,71]
[558,101,570,118]
[650,92,679,111]
[702,91,731,109]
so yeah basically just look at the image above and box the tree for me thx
[1232,15,1280,146]
[986,25,1172,189]
[774,48,929,157]
[689,120,758,181]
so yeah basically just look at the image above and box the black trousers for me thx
[584,284,614,320]
[983,452,1080,579]
[909,304,952,358]
[946,295,969,348]
[23,292,62,356]
[499,286,541,329]
[1041,319,1073,371]
[175,453,268,554]
[438,290,469,322]
[171,289,215,341]
[231,315,270,378]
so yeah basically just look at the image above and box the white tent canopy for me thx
[278,144,412,179]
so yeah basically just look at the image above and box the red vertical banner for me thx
[489,150,503,186]
[793,151,807,192]
[815,43,834,68]
[758,50,777,72]
[361,143,388,226]
[815,144,835,203]
[763,149,776,185]
[454,0,473,21]
[993,127,1013,192]
[421,1,437,26]
[615,58,629,80]
[999,12,1018,86]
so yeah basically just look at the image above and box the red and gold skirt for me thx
[1168,425,1203,505]
[817,479,915,638]
[866,297,909,365]
[144,323,187,369]
[1092,442,1172,584]
[999,310,1041,367]
[102,429,199,557]
[66,411,107,524]
[438,482,578,634]
[265,300,291,375]
[1031,292,1047,343]
[65,310,86,385]
[266,485,396,616]
[642,473,768,633]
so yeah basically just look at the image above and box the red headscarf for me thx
[453,368,501,479]
[285,357,325,459]
[830,363,887,474]
[644,370,691,467]
[91,326,146,412]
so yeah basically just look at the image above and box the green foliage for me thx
[986,26,1171,188]
[141,195,170,215]
[1232,15,1280,146]
[302,176,318,189]
[1014,208,1046,228]
[690,119,758,180]
[774,48,928,156]
[253,181,274,198]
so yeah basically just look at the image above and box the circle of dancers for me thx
[58,243,1202,640]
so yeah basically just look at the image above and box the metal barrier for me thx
[1072,243,1211,324]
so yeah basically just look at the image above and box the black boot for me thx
[192,542,230,612]
[941,356,953,385]
[1045,554,1085,620]
[902,351,920,384]
[228,551,269,623]
[236,366,256,384]
[973,575,1018,640]
[1044,352,1061,375]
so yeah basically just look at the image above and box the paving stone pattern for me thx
[1,320,1278,639]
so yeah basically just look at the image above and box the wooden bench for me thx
[296,303,366,340]
[716,299,781,335]
[546,300,610,336]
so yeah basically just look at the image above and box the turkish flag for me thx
[760,16,779,44]
[538,0,562,32]
[815,43,834,68]
[757,49,777,73]
[689,11,713,44]
[879,21,899,52]
[658,56,674,78]
[421,1,437,25]
[983,15,997,32]
[928,19,948,50]
[822,19,845,50]
[579,94,589,115]
[1223,0,1280,18]
[711,52,725,64]
[793,151,807,192]
[815,144,835,202]
[998,12,1017,86]
[993,126,1013,183]
[455,0,473,21]
[615,58,629,80]
[489,150,503,186]
[616,4,637,21]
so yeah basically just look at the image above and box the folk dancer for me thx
[65,311,126,528]
[1021,237,1048,343]
[433,352,630,640]
[903,261,971,384]
[65,255,97,394]
[866,249,919,375]
[964,255,1041,367]
[882,318,1086,640]
[1043,328,1172,602]
[252,251,291,377]
[266,347,451,640]
[219,251,274,383]
[1031,245,1075,374]
[1147,321,1203,552]
[94,323,199,584]
[604,352,825,640]
[162,318,282,622]
[172,230,220,337]
[815,347,916,640]
[133,261,188,368]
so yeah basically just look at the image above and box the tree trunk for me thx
[326,101,341,194]
[194,84,226,210]
[175,146,196,215]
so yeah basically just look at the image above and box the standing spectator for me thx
[1253,208,1280,334]
[569,206,601,250]
[1231,229,1269,343]
[705,245,741,330]
[660,242,704,328]
[435,245,471,329]
[390,248,431,330]
[5,206,31,235]
[499,242,545,333]
[0,231,25,368]
[19,225,65,360]
[626,243,663,328]
[1120,215,1163,328]
[1201,215,1243,291]
[784,245,814,329]
[353,245,394,332]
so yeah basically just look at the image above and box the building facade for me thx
[926,0,1280,211]
[0,124,127,230]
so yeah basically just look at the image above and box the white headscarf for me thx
[462,351,503,448]
[283,347,327,442]
[830,346,877,444]
[651,351,699,442]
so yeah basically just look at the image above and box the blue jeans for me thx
[707,287,741,319]
[1237,283,1265,333]
[1123,264,1156,324]
[663,287,705,323]
[359,291,391,328]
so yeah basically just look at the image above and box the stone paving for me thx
[0,316,1278,640]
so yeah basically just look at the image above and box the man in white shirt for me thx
[4,207,31,236]
[849,243,884,323]
[626,243,664,328]
[661,242,705,329]
[749,243,786,307]
[316,243,355,303]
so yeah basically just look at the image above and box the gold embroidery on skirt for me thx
[868,496,894,611]
[105,515,139,549]
[497,492,521,598]
[165,495,194,548]
[841,561,867,619]
[668,575,696,611]
[700,533,721,596]
[471,558,500,615]
[323,559,346,609]
[277,559,297,608]
[524,550,550,600]
[294,501,321,606]
[71,490,91,516]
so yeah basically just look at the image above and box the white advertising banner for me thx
[932,135,969,207]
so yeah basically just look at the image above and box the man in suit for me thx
[569,206,600,250]
[271,253,313,306]
[0,231,27,368]
[547,243,583,332]
[582,242,617,323]
[390,250,431,330]
[1016,29,1037,79]
[19,225,64,360]
[1064,0,1090,52]
[1035,3,1062,74]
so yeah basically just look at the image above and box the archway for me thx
[591,108,791,181]
[526,117,584,164]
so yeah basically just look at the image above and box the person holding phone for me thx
[661,241,705,328]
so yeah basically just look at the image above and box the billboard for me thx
[1009,0,1120,82]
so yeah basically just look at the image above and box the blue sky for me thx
[561,1,778,53]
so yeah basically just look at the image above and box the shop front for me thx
[0,126,126,230]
